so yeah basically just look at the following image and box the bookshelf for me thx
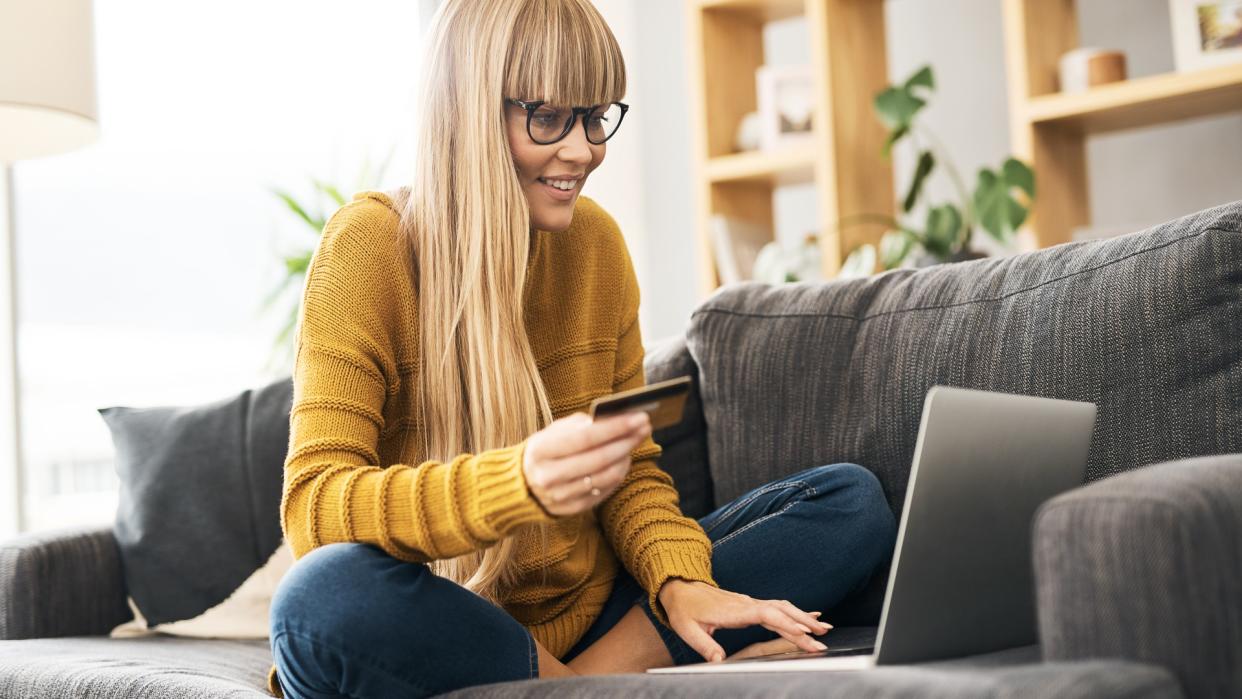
[1002,0,1242,247]
[687,0,895,298]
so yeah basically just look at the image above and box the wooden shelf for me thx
[689,0,894,298]
[1003,0,1242,249]
[705,149,815,185]
[1024,63,1242,134]
[694,0,804,22]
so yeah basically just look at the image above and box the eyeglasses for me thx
[505,98,629,145]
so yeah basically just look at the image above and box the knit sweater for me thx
[268,189,716,695]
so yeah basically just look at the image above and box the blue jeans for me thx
[270,463,897,698]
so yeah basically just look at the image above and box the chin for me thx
[531,207,576,232]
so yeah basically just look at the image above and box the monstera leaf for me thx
[973,158,1035,242]
[876,66,935,156]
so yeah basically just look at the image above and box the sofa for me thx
[1,199,1239,698]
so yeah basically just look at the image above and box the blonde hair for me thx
[389,0,626,604]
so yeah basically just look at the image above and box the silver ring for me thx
[590,487,601,497]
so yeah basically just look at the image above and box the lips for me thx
[537,176,580,201]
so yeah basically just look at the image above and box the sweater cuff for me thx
[474,439,558,535]
[638,545,717,628]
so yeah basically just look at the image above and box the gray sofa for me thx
[2,200,1239,698]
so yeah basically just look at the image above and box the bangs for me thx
[505,0,627,107]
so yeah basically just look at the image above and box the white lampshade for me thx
[0,0,100,163]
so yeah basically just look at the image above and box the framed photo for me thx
[1169,0,1242,71]
[756,64,815,151]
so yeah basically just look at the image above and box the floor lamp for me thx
[0,0,100,536]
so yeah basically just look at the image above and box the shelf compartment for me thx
[1024,63,1242,134]
[705,149,815,185]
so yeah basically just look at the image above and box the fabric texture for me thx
[0,527,130,640]
[279,188,715,687]
[0,636,1181,699]
[99,376,293,626]
[1034,453,1242,699]
[686,200,1242,520]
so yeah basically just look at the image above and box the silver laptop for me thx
[648,386,1096,674]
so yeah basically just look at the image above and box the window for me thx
[13,0,422,532]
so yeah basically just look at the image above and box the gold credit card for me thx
[588,375,692,431]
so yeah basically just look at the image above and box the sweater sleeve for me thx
[594,243,718,629]
[280,197,556,564]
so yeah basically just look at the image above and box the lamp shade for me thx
[0,0,99,163]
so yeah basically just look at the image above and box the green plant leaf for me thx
[902,150,936,213]
[272,187,325,233]
[904,65,935,92]
[973,158,1035,243]
[874,87,925,130]
[1002,157,1035,198]
[879,229,917,270]
[312,178,347,207]
[923,204,963,258]
[840,244,877,278]
[284,251,311,275]
[882,124,908,157]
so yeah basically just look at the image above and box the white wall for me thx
[614,0,1242,343]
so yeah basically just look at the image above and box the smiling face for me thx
[505,103,606,232]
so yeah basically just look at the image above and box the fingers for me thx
[538,411,648,460]
[674,620,727,664]
[772,599,832,636]
[544,428,646,488]
[546,456,631,510]
[751,604,826,653]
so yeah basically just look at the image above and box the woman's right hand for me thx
[522,410,652,516]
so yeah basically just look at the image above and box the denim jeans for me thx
[270,463,897,698]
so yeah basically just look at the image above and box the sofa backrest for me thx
[685,201,1242,517]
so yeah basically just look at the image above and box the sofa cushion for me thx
[686,201,1242,515]
[0,638,1181,699]
[0,637,271,698]
[644,333,715,519]
[99,376,293,626]
[441,647,1181,698]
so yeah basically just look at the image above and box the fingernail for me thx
[810,611,822,617]
[813,640,828,651]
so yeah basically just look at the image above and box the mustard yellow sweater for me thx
[270,189,716,695]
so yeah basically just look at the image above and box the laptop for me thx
[648,385,1096,674]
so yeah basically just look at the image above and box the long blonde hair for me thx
[390,0,626,604]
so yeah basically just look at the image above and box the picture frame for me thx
[1169,0,1242,71]
[755,64,815,152]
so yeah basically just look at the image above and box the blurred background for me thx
[3,0,1240,534]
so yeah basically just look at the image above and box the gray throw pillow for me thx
[99,376,292,626]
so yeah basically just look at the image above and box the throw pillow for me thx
[99,375,292,627]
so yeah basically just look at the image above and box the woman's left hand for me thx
[656,579,832,663]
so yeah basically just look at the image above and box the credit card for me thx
[588,375,691,431]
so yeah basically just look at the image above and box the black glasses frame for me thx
[505,98,630,145]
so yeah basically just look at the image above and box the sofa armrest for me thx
[0,526,132,639]
[644,333,714,519]
[1033,454,1242,699]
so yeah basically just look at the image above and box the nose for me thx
[555,119,594,165]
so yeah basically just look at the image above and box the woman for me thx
[268,0,896,697]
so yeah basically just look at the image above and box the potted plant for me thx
[839,65,1036,277]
